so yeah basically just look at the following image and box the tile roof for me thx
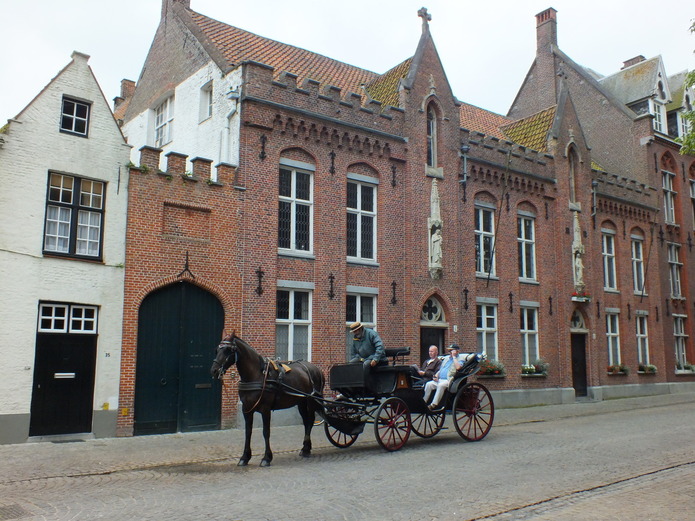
[364,58,412,107]
[188,10,380,97]
[459,102,512,139]
[500,106,556,152]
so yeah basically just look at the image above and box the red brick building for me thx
[115,1,695,435]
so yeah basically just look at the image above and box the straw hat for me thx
[350,321,363,333]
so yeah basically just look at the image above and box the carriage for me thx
[211,334,493,466]
[321,347,494,451]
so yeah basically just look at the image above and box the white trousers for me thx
[423,378,450,406]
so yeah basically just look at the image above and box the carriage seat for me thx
[384,347,410,365]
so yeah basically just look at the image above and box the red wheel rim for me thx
[324,422,359,448]
[453,382,494,441]
[411,410,445,438]
[375,398,411,451]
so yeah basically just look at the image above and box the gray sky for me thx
[1,0,693,122]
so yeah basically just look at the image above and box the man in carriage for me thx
[348,322,388,369]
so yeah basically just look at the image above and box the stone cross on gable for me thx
[418,7,431,30]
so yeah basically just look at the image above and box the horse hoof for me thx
[300,450,311,458]
[237,459,249,467]
[260,460,271,467]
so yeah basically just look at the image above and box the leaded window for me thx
[347,181,376,260]
[520,307,539,365]
[602,231,617,290]
[476,304,498,359]
[279,165,313,252]
[517,215,536,280]
[475,206,495,275]
[606,313,621,366]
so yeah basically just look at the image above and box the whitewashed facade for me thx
[0,52,131,443]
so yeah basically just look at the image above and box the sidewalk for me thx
[3,391,694,485]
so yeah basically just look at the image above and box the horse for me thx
[210,333,325,467]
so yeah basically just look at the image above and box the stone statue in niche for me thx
[428,178,443,279]
[572,211,585,291]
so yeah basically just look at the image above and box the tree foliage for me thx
[679,20,695,155]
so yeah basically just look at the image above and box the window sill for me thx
[347,258,380,268]
[519,278,539,285]
[521,373,547,378]
[476,273,499,281]
[477,374,505,379]
[278,249,315,260]
[633,291,648,297]
[637,371,657,375]
[675,370,695,376]
[603,288,620,294]
[606,371,628,376]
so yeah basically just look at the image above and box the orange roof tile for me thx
[189,11,379,96]
[500,106,556,152]
[459,102,512,140]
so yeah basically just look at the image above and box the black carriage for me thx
[321,348,494,451]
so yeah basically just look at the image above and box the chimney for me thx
[535,8,558,52]
[113,79,135,111]
[621,56,646,70]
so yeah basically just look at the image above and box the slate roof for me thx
[188,10,380,98]
[599,56,662,105]
[666,70,690,112]
[500,106,556,152]
[459,102,512,140]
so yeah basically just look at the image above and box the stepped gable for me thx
[364,58,412,108]
[187,9,379,97]
[500,106,556,152]
[459,102,512,140]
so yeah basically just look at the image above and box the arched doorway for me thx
[134,281,223,435]
[570,310,589,397]
[419,296,448,361]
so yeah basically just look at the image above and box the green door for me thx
[134,282,223,435]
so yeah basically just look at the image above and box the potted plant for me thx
[607,363,630,375]
[522,359,549,376]
[479,359,506,376]
[638,364,657,374]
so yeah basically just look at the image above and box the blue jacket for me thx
[350,328,386,362]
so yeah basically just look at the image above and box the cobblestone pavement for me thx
[1,392,694,521]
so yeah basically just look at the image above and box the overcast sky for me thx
[1,0,693,122]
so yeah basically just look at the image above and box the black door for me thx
[420,328,444,361]
[571,333,588,397]
[134,282,223,435]
[29,334,97,436]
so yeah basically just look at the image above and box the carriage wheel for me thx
[324,422,359,448]
[411,409,445,438]
[374,397,411,451]
[453,382,494,441]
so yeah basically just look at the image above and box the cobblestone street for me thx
[1,392,694,521]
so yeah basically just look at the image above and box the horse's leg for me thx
[260,410,273,467]
[297,400,314,457]
[238,411,254,466]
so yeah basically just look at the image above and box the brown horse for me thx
[210,333,325,467]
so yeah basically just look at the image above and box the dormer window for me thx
[651,98,665,133]
[426,105,437,168]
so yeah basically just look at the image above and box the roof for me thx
[666,70,689,112]
[599,56,663,105]
[500,106,557,152]
[364,58,412,107]
[459,102,512,139]
[188,10,380,98]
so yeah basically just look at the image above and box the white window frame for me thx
[275,287,312,361]
[475,205,496,276]
[520,306,539,366]
[154,96,174,148]
[631,236,646,294]
[602,230,617,291]
[476,303,498,360]
[667,242,682,298]
[60,97,90,136]
[278,160,314,254]
[651,99,665,133]
[199,82,213,122]
[517,214,536,281]
[674,315,688,370]
[346,177,377,262]
[662,170,676,225]
[606,312,621,366]
[636,314,649,365]
[38,303,98,334]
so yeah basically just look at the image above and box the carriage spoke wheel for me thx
[411,409,445,438]
[374,397,411,451]
[453,382,494,441]
[324,422,359,448]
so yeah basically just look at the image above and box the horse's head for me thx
[210,334,238,379]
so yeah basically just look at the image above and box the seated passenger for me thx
[412,345,442,382]
[423,344,462,410]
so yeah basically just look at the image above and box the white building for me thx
[0,51,131,443]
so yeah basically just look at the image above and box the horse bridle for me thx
[214,338,238,378]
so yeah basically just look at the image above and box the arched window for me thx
[568,147,578,203]
[421,296,445,323]
[426,105,437,168]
